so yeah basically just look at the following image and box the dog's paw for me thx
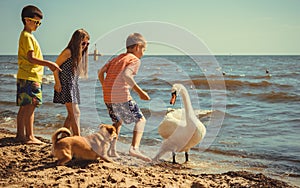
[108,151,120,158]
[101,155,114,163]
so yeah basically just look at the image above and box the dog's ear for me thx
[106,127,114,135]
[99,124,104,129]
[106,126,117,138]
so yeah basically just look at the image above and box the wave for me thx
[275,72,300,78]
[0,110,17,125]
[181,79,293,91]
[0,110,17,118]
[140,107,214,120]
[219,74,273,79]
[244,92,300,102]
[191,74,282,80]
[0,73,54,84]
[0,101,16,106]
[42,74,55,84]
[0,73,16,79]
[202,148,300,178]
[205,148,300,164]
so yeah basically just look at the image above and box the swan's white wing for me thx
[158,118,186,139]
[179,123,206,152]
[158,109,186,139]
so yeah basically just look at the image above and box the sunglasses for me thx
[26,17,42,26]
[81,42,90,47]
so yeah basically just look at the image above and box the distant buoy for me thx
[94,44,98,61]
[88,44,102,61]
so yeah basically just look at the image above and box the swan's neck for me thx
[179,87,194,119]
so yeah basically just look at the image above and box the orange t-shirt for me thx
[103,53,141,103]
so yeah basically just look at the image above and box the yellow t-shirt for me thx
[17,30,44,82]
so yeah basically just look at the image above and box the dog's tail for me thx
[51,127,72,144]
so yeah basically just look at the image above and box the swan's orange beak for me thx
[170,91,177,105]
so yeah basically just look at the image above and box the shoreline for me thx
[0,128,297,188]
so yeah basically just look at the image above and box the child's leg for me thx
[16,106,26,141]
[106,103,122,157]
[114,120,122,135]
[109,121,122,157]
[24,104,35,140]
[129,117,151,162]
[23,104,43,144]
[65,103,80,136]
[61,114,71,138]
[16,79,43,144]
[63,114,71,130]
[131,117,146,148]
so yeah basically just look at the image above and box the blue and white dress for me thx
[53,58,80,104]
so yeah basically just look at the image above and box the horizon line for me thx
[1,54,299,56]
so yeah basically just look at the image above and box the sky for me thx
[0,0,299,55]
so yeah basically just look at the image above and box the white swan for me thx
[153,83,206,163]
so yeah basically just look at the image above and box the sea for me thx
[0,55,299,186]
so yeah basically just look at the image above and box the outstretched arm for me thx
[27,51,61,72]
[123,67,150,100]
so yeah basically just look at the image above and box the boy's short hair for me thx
[21,5,43,25]
[126,33,146,49]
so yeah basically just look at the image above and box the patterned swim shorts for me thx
[105,100,144,124]
[16,79,42,107]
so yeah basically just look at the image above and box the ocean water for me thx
[0,55,299,186]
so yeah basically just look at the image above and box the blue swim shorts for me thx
[16,79,42,107]
[105,100,144,124]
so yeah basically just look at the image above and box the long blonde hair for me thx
[66,29,90,78]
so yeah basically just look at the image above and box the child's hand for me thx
[49,62,62,72]
[139,90,150,100]
[54,82,62,92]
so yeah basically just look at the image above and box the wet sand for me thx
[0,128,297,188]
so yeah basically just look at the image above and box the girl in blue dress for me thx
[53,29,90,136]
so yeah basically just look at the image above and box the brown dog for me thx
[51,124,117,165]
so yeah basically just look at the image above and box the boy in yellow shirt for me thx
[16,5,61,144]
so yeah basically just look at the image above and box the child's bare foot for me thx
[15,136,26,143]
[129,146,152,162]
[109,150,120,158]
[25,137,45,145]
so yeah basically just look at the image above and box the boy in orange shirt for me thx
[16,5,61,144]
[98,33,151,162]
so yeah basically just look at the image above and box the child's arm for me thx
[98,65,107,86]
[27,51,62,72]
[53,69,61,92]
[123,67,150,100]
[53,49,71,92]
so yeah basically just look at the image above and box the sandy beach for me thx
[0,128,297,188]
